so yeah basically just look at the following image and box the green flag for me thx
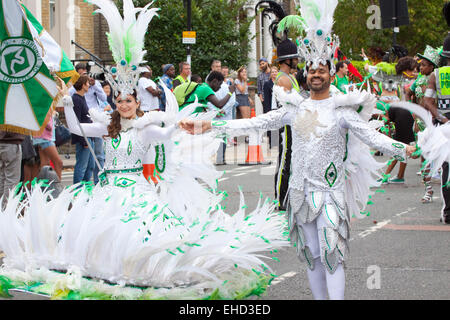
[0,0,67,135]
[20,3,78,85]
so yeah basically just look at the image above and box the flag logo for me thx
[0,37,42,84]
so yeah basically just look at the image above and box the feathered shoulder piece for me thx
[86,0,159,99]
[334,90,377,122]
[272,85,305,109]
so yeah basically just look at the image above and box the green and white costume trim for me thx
[0,90,288,300]
[212,86,408,274]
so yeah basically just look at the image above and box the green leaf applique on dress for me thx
[325,162,338,187]
[112,135,121,150]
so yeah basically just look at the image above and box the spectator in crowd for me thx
[32,109,63,181]
[20,135,40,190]
[221,66,233,85]
[332,60,350,93]
[208,71,237,165]
[70,75,95,185]
[179,71,235,114]
[257,58,271,103]
[69,63,106,185]
[173,62,191,89]
[205,59,222,83]
[101,81,116,112]
[0,130,24,207]
[158,63,176,111]
[138,66,162,112]
[263,66,278,114]
[235,66,253,119]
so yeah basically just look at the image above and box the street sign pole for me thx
[392,0,398,48]
[186,0,192,68]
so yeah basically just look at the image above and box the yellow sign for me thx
[182,31,196,44]
[183,31,196,38]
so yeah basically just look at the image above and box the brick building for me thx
[21,0,112,64]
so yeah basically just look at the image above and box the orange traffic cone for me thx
[143,163,159,184]
[239,109,271,166]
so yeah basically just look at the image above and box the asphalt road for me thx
[1,150,449,300]
[215,154,450,300]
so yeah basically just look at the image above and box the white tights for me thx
[300,214,346,300]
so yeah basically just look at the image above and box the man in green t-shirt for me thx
[180,71,234,113]
[332,60,350,93]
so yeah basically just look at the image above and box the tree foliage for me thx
[333,0,448,60]
[116,0,254,79]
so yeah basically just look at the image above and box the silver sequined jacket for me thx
[212,95,407,193]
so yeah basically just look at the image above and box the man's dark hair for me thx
[75,63,87,73]
[191,74,202,83]
[395,56,418,75]
[73,75,89,91]
[207,71,224,83]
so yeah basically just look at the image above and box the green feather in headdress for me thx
[375,62,397,75]
[277,15,306,34]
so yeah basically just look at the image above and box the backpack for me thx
[173,81,199,106]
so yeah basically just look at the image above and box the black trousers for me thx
[274,126,291,210]
[435,113,450,219]
[442,162,450,218]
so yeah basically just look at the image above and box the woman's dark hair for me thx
[101,81,111,88]
[395,56,419,75]
[106,90,143,139]
[73,75,89,91]
[335,61,349,73]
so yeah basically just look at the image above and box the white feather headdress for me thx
[280,0,340,75]
[86,0,159,98]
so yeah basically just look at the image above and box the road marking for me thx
[382,224,450,232]
[270,271,297,285]
[233,173,248,177]
[218,177,229,182]
[393,207,416,218]
[232,166,252,171]
[357,219,391,239]
[355,207,416,240]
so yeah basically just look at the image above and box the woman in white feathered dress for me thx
[0,76,288,300]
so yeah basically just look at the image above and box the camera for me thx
[86,61,106,81]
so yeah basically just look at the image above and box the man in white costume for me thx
[180,0,416,300]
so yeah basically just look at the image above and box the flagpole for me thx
[74,116,102,172]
